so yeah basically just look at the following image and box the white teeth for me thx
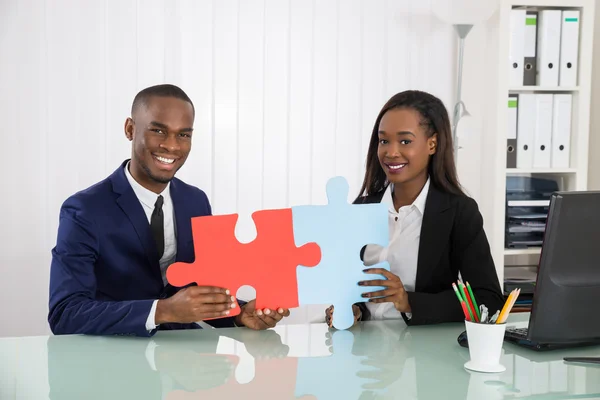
[156,156,175,164]
[388,164,405,170]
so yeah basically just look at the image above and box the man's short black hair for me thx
[131,84,195,116]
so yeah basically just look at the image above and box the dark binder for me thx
[523,11,538,85]
[507,94,518,168]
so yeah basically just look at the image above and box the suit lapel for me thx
[169,180,194,263]
[110,161,161,275]
[415,185,453,291]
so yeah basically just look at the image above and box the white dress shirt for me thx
[363,177,430,320]
[123,162,177,331]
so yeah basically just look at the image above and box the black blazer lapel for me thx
[415,185,452,291]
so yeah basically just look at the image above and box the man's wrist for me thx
[234,313,244,327]
[155,299,172,325]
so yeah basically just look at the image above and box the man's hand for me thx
[155,286,235,324]
[359,268,411,313]
[234,299,290,330]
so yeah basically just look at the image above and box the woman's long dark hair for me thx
[357,90,465,198]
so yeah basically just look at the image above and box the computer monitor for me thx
[504,190,600,350]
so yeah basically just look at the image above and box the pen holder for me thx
[463,320,506,373]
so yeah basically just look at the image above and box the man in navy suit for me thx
[48,84,290,336]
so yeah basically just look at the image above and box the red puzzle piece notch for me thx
[166,208,321,316]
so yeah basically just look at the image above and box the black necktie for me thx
[151,195,164,259]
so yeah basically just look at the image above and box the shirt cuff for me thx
[146,300,159,331]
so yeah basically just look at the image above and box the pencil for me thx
[461,301,471,321]
[452,283,463,304]
[466,282,481,321]
[496,289,517,324]
[462,284,479,322]
[498,288,520,324]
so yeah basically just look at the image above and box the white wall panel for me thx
[175,0,214,199]
[212,0,239,215]
[75,0,107,188]
[262,0,290,210]
[136,0,165,89]
[1,0,458,336]
[45,0,80,247]
[237,0,265,222]
[360,0,387,168]
[288,0,314,207]
[336,0,363,201]
[311,0,338,205]
[105,0,137,172]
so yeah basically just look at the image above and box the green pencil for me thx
[466,281,481,321]
[452,283,463,304]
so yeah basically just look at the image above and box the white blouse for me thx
[363,177,430,320]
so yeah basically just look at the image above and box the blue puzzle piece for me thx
[292,176,391,330]
[294,329,386,399]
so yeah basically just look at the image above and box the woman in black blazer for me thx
[326,90,504,327]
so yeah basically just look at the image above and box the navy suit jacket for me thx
[48,160,238,336]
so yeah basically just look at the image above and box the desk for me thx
[1,313,599,399]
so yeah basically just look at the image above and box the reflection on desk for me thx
[1,313,600,400]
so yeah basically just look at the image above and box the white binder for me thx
[551,94,572,168]
[533,94,553,168]
[516,94,535,169]
[509,9,526,86]
[559,11,580,86]
[537,10,562,86]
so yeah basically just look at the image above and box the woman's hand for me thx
[325,304,362,328]
[359,268,411,313]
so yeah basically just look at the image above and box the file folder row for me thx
[506,93,571,169]
[505,176,558,249]
[509,9,580,87]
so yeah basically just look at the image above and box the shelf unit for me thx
[487,0,595,285]
[509,86,579,92]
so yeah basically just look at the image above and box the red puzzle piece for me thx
[166,208,321,316]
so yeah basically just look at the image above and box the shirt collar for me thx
[124,161,171,209]
[383,176,430,214]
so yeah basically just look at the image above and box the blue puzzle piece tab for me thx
[293,176,391,330]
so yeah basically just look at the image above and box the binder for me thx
[507,94,518,168]
[559,10,580,86]
[551,94,572,168]
[537,10,562,86]
[532,94,553,168]
[516,94,535,168]
[523,11,538,86]
[509,9,526,86]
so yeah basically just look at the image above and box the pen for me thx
[480,304,488,324]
